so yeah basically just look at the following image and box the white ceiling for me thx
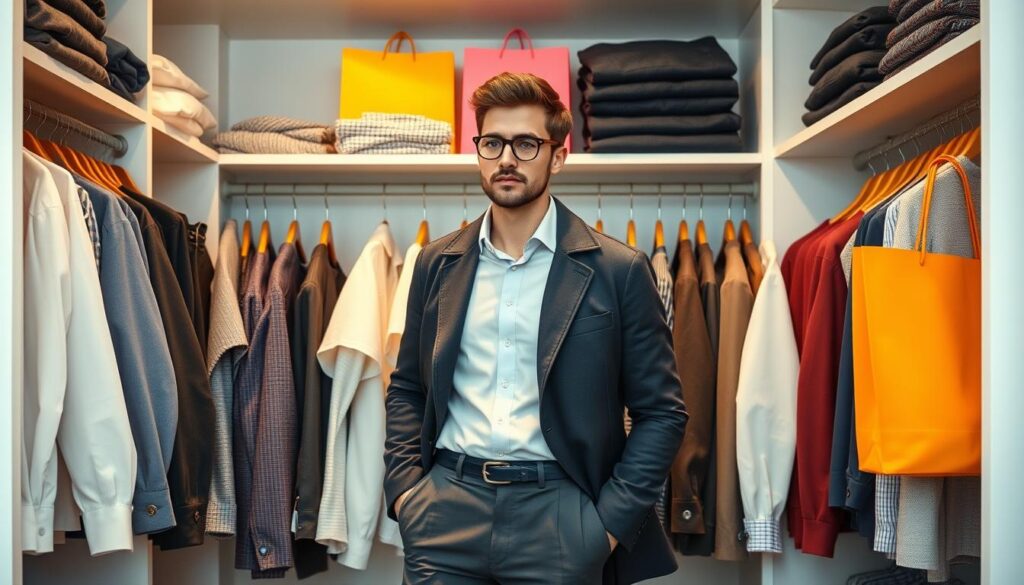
[154,0,761,40]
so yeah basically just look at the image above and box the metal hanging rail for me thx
[23,99,129,159]
[853,96,980,171]
[223,182,759,198]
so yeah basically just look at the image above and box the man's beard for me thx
[481,167,551,209]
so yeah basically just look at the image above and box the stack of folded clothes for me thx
[212,116,337,154]
[24,0,148,102]
[879,0,979,78]
[803,6,896,127]
[577,38,742,153]
[150,55,217,138]
[335,113,452,154]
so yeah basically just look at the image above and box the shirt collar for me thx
[478,195,557,258]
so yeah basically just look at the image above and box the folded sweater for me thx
[886,0,980,47]
[810,6,894,70]
[583,112,741,140]
[810,23,894,85]
[25,0,108,66]
[805,50,885,111]
[578,38,737,85]
[579,78,739,103]
[24,27,109,85]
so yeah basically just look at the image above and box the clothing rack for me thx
[852,96,980,172]
[22,99,129,159]
[224,182,759,198]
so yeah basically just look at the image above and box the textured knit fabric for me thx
[810,6,895,69]
[206,220,247,537]
[805,51,886,111]
[578,38,737,85]
[803,81,881,127]
[810,23,895,85]
[43,0,104,38]
[583,112,742,141]
[235,244,304,577]
[579,78,739,103]
[878,16,978,77]
[886,0,980,47]
[231,115,333,139]
[76,185,99,269]
[119,194,215,551]
[713,240,754,561]
[213,131,337,154]
[336,113,452,154]
[24,27,108,85]
[582,96,737,118]
[80,179,179,535]
[586,133,744,154]
[25,0,107,65]
[103,37,150,101]
[847,565,927,584]
[650,245,674,528]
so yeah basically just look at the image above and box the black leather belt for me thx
[435,449,568,485]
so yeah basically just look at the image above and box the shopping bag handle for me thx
[915,154,980,265]
[500,28,535,58]
[383,31,417,60]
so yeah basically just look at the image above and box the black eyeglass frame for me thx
[472,134,562,161]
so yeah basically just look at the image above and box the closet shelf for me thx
[219,153,762,183]
[22,42,148,126]
[775,26,980,159]
[151,118,219,163]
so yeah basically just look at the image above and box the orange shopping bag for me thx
[853,154,981,476]
[340,31,456,151]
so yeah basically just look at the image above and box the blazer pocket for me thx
[567,310,614,338]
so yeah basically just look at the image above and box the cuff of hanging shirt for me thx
[22,504,55,554]
[743,518,782,554]
[151,502,208,550]
[131,487,176,535]
[844,470,875,512]
[81,503,134,555]
[335,535,374,571]
[671,497,706,534]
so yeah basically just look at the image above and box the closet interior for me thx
[4,0,1021,583]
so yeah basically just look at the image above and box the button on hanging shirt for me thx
[436,195,557,461]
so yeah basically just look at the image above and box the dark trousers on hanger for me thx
[399,454,612,584]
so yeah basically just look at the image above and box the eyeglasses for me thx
[472,135,560,161]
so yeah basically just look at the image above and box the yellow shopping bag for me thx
[339,31,456,152]
[853,154,981,476]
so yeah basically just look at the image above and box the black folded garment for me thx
[103,37,149,101]
[578,38,737,85]
[802,81,880,126]
[805,50,885,111]
[586,134,744,153]
[581,96,737,117]
[579,78,739,103]
[24,27,109,85]
[810,23,894,85]
[45,0,105,38]
[810,6,894,69]
[583,112,742,141]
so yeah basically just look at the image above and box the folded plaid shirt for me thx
[335,113,452,154]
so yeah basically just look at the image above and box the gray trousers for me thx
[399,460,613,584]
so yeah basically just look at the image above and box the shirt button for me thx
[193,510,201,523]
[511,266,518,271]
[146,504,158,517]
[504,339,512,347]
[258,545,269,556]
[506,300,513,307]
[502,380,509,388]
[682,510,693,521]
[38,527,45,537]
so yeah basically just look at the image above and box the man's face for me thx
[477,105,566,209]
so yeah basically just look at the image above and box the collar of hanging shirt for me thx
[435,195,559,461]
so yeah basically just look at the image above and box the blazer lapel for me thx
[431,222,481,431]
[537,198,601,400]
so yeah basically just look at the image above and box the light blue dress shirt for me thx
[435,196,558,461]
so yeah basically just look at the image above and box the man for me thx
[384,72,688,584]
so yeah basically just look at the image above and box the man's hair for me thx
[470,72,572,145]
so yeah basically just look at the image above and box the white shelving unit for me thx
[3,0,1022,583]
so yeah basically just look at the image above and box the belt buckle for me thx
[482,461,512,485]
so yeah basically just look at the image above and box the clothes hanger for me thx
[739,191,754,245]
[595,188,604,234]
[22,102,49,158]
[415,184,430,245]
[381,188,389,225]
[257,193,272,253]
[460,186,469,229]
[677,187,690,244]
[285,191,307,262]
[240,193,253,259]
[626,184,637,247]
[723,185,736,242]
[319,191,338,265]
[695,184,708,246]
[653,185,665,249]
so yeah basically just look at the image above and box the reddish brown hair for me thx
[470,72,572,145]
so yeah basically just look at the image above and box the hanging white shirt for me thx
[21,152,136,556]
[316,222,402,569]
[735,240,798,554]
